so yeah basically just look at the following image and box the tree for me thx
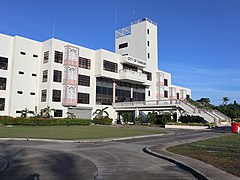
[92,107,109,119]
[66,112,76,119]
[147,111,157,125]
[121,112,132,124]
[43,106,55,118]
[17,108,34,118]
[222,97,229,106]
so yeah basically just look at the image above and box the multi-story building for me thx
[0,18,191,121]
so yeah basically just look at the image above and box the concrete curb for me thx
[0,133,169,143]
[0,157,9,175]
[143,147,207,180]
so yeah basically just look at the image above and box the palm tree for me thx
[222,97,229,106]
[43,106,55,118]
[18,108,34,118]
[92,107,109,118]
[66,112,76,119]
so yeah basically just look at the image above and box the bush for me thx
[155,113,172,125]
[0,116,91,126]
[92,117,113,125]
[179,115,207,124]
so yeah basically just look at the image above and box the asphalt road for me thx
[0,127,230,180]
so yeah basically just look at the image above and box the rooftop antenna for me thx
[52,22,56,38]
[132,9,136,23]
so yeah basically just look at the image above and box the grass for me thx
[0,125,162,140]
[167,134,240,177]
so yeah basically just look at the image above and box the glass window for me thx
[20,52,26,55]
[78,92,90,104]
[96,77,113,105]
[78,74,90,87]
[79,57,91,69]
[44,51,49,64]
[164,90,168,98]
[53,70,62,83]
[52,89,61,102]
[54,51,63,64]
[119,42,128,49]
[103,60,118,73]
[143,71,152,81]
[42,70,48,82]
[33,54,38,58]
[0,98,5,111]
[41,89,47,102]
[0,57,8,70]
[0,77,6,90]
[164,79,168,86]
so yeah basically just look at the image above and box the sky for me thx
[0,0,240,105]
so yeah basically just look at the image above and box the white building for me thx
[0,18,192,121]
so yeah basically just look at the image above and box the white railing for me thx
[131,17,157,26]
[115,26,131,39]
[119,69,147,82]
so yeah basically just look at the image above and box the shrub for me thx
[179,115,207,124]
[135,116,142,125]
[121,112,133,124]
[92,117,113,125]
[0,116,91,126]
[147,112,157,125]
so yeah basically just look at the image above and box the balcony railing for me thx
[131,17,157,26]
[119,69,147,83]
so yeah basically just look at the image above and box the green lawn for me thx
[0,125,162,140]
[167,134,240,177]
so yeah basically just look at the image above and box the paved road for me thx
[0,128,230,180]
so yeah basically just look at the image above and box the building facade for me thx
[0,18,191,120]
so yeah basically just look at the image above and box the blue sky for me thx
[0,0,240,105]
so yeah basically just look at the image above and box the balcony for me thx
[120,55,146,68]
[119,69,147,83]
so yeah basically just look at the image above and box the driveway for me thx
[0,128,230,180]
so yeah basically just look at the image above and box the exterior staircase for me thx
[113,100,231,125]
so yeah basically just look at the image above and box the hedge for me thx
[179,115,207,124]
[92,117,113,125]
[0,116,91,126]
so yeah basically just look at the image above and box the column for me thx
[113,82,116,103]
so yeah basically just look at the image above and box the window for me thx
[52,89,61,102]
[54,51,63,64]
[78,93,90,104]
[148,91,150,96]
[79,57,91,69]
[186,94,190,99]
[30,92,35,95]
[143,71,152,81]
[177,93,180,100]
[42,70,48,82]
[20,52,26,55]
[164,79,168,86]
[53,70,62,83]
[0,98,5,111]
[54,110,63,117]
[33,54,38,58]
[32,73,37,77]
[17,91,23,94]
[103,60,118,73]
[133,84,145,101]
[19,71,24,75]
[78,74,90,87]
[164,90,168,98]
[0,77,6,90]
[44,51,49,64]
[41,89,47,102]
[96,77,113,105]
[147,53,150,59]
[147,29,150,34]
[119,42,128,49]
[0,57,8,70]
[147,41,150,46]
